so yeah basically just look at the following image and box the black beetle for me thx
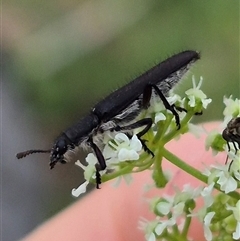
[17,50,200,188]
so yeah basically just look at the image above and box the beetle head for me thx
[50,136,73,169]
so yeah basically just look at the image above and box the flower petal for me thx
[71,181,89,197]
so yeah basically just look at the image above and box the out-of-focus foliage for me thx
[5,0,239,131]
[2,1,239,240]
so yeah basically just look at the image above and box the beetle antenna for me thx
[16,149,51,159]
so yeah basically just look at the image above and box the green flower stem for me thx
[101,165,133,182]
[167,233,186,241]
[152,150,168,187]
[163,111,194,144]
[172,223,180,235]
[162,148,240,200]
[182,215,192,237]
[153,113,173,143]
[133,161,154,172]
[131,161,152,168]
[132,155,153,167]
[162,147,208,182]
[101,157,153,182]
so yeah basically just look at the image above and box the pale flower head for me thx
[207,163,238,194]
[223,96,240,124]
[226,200,240,240]
[72,133,143,197]
[185,76,212,109]
[104,133,142,163]
[203,212,215,241]
[71,154,98,197]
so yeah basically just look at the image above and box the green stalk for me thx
[162,148,240,200]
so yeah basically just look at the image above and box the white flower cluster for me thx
[202,96,240,240]
[223,96,240,125]
[140,94,240,240]
[141,170,240,241]
[205,157,240,194]
[205,96,240,157]
[185,76,212,110]
[140,184,216,241]
[203,155,240,240]
[72,133,142,197]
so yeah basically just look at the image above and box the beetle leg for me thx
[88,137,106,189]
[142,84,152,108]
[113,118,154,157]
[145,85,202,118]
[142,84,181,129]
[150,84,181,129]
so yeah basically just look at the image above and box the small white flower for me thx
[156,201,172,216]
[203,212,215,241]
[167,94,182,105]
[83,153,99,180]
[154,112,166,124]
[106,133,142,163]
[227,151,240,176]
[223,96,240,124]
[185,76,212,109]
[71,154,98,197]
[75,154,98,180]
[233,222,240,240]
[102,143,118,162]
[205,130,221,155]
[172,202,185,217]
[149,93,181,115]
[202,166,212,177]
[226,200,240,222]
[74,159,85,169]
[204,161,237,193]
[208,163,238,193]
[201,183,214,207]
[147,232,156,241]
[139,218,158,241]
[155,218,176,235]
[118,148,139,161]
[216,170,237,194]
[226,200,240,240]
[207,162,237,193]
[129,135,142,151]
[149,95,165,113]
[174,184,202,204]
[71,180,89,197]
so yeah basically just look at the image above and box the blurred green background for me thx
[2,1,239,240]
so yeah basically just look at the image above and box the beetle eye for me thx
[50,139,68,166]
[56,139,67,152]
